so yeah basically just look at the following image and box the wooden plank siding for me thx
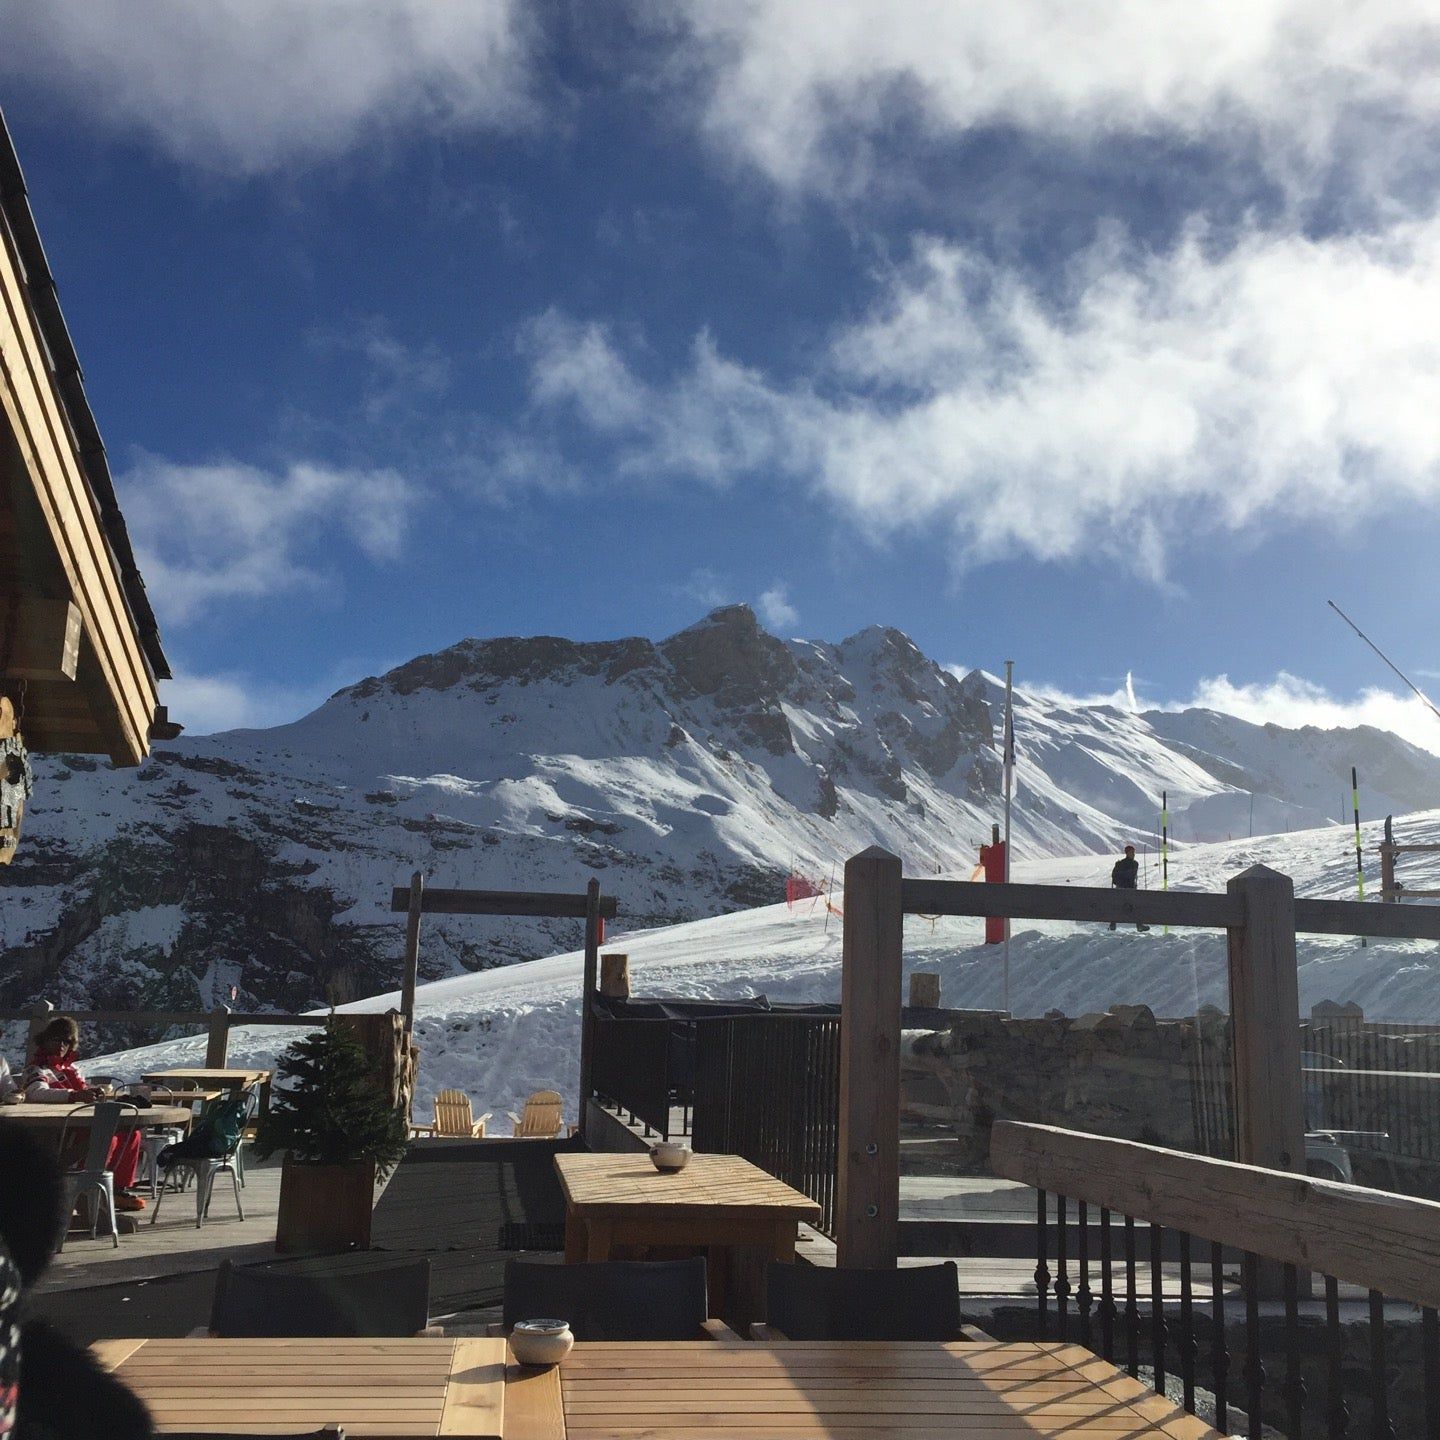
[991,1120,1440,1311]
[0,198,158,764]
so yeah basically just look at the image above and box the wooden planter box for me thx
[275,1157,376,1253]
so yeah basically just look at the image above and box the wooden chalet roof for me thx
[0,108,169,766]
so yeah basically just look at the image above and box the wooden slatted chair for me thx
[430,1089,492,1138]
[507,1090,564,1138]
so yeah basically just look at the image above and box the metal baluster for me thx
[1035,1188,1050,1339]
[1325,1275,1349,1439]
[1100,1207,1116,1362]
[1179,1230,1196,1415]
[1283,1264,1306,1437]
[1423,1306,1440,1440]
[1077,1200,1094,1349]
[1370,1289,1396,1440]
[1243,1252,1264,1440]
[1055,1193,1071,1341]
[1212,1241,1229,1435]
[1150,1221,1167,1397]
[1125,1214,1139,1378]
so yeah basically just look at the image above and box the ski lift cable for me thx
[1327,599,1440,728]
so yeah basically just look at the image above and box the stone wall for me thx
[900,1004,1235,1170]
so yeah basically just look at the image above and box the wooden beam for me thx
[204,1006,231,1068]
[0,596,80,680]
[1227,866,1305,1176]
[837,846,903,1268]
[900,878,1241,929]
[991,1120,1440,1311]
[400,870,423,1037]
[388,885,619,919]
[1294,895,1440,939]
[578,878,602,1144]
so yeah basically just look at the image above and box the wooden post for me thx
[599,953,630,999]
[578,878,602,1143]
[908,972,940,1009]
[400,870,423,1039]
[1227,864,1306,1297]
[25,1000,53,1063]
[1381,816,1397,900]
[205,1005,232,1068]
[837,846,903,1268]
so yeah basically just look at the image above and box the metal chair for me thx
[150,1090,255,1229]
[56,1101,136,1251]
[755,1261,965,1341]
[502,1257,711,1341]
[209,1258,432,1338]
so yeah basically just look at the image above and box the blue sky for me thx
[5,3,1440,746]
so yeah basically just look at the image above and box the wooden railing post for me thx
[1226,865,1305,1173]
[205,1005,232,1069]
[837,846,903,1268]
[578,878,602,1143]
[400,870,423,1038]
[1227,864,1306,1297]
[25,1000,53,1063]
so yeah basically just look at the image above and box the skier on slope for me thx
[1108,844,1150,932]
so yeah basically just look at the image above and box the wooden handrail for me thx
[900,878,1440,941]
[388,885,619,918]
[0,1009,322,1026]
[991,1120,1440,1311]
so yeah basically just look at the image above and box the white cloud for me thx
[160,671,329,735]
[522,218,1440,575]
[664,2,1440,197]
[0,1,533,174]
[122,454,418,623]
[757,584,799,632]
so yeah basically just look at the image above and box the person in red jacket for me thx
[20,1017,146,1212]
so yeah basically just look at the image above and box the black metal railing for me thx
[1032,1190,1434,1437]
[590,1015,677,1138]
[692,1012,840,1235]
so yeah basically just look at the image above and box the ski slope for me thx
[99,812,1440,1121]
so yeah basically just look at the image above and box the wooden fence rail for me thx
[838,852,1440,1269]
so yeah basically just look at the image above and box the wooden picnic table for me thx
[554,1152,820,1325]
[93,1336,507,1437]
[138,1085,226,1106]
[0,1101,195,1132]
[505,1338,1224,1439]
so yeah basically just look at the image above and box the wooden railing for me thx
[836,848,1440,1268]
[993,1120,1440,1437]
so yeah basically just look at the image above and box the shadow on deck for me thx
[31,1135,582,1344]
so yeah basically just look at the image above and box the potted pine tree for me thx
[256,1019,409,1253]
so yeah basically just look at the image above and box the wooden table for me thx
[506,1339,1224,1438]
[141,1067,271,1091]
[94,1336,507,1437]
[554,1153,820,1324]
[0,1101,195,1132]
[138,1086,225,1107]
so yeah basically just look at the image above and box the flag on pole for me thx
[1003,704,1016,788]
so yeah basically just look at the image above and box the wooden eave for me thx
[0,113,167,766]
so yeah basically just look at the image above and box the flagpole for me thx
[1003,659,1014,1016]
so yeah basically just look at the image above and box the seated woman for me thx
[20,1017,146,1213]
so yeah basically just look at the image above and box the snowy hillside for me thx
[98,810,1440,1122]
[6,604,1440,1028]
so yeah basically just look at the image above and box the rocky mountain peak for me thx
[659,605,799,709]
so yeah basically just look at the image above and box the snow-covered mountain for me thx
[4,604,1440,1029]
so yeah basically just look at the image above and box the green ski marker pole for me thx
[1353,766,1367,949]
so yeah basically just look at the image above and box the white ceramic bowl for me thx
[511,1320,574,1366]
[650,1142,692,1171]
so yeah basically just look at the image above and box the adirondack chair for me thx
[507,1090,564,1138]
[429,1089,491,1138]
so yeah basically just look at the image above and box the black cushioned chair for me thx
[208,1258,431,1337]
[756,1261,966,1341]
[502,1256,719,1341]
